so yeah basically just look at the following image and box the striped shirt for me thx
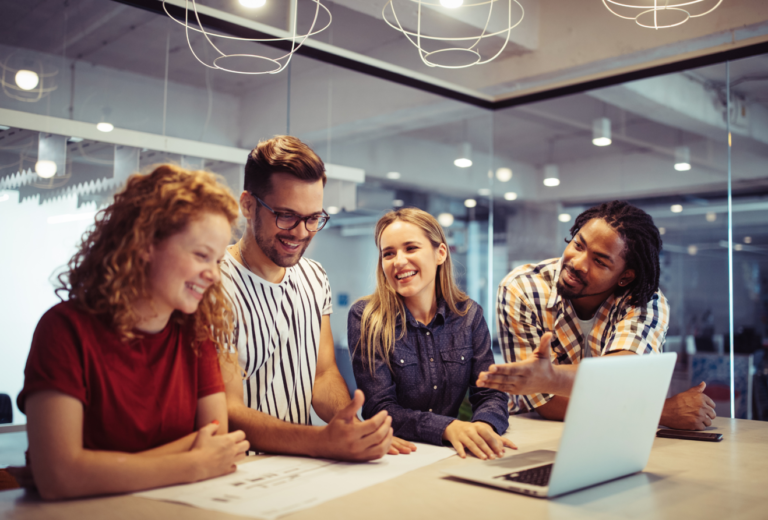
[497,257,669,414]
[220,251,333,425]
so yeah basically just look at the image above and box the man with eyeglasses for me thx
[219,136,396,461]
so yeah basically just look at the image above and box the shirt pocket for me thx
[440,347,473,386]
[391,350,421,399]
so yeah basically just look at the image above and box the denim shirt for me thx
[347,298,509,446]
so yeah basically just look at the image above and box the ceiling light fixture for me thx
[437,212,455,227]
[542,164,560,187]
[705,212,716,222]
[658,227,666,235]
[454,143,473,168]
[239,0,266,7]
[674,146,691,171]
[464,198,477,208]
[97,122,114,132]
[393,199,405,207]
[734,244,743,251]
[478,188,491,196]
[602,0,722,29]
[744,236,752,244]
[687,245,698,256]
[386,171,401,180]
[163,0,331,74]
[671,204,683,213]
[558,213,572,223]
[15,69,39,90]
[383,0,524,69]
[35,159,57,179]
[503,192,517,201]
[326,206,340,215]
[592,117,612,147]
[495,167,513,182]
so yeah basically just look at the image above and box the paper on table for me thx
[135,443,455,519]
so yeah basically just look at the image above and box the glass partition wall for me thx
[0,0,765,425]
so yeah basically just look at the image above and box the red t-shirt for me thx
[17,301,225,453]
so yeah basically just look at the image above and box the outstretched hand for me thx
[476,332,561,396]
[661,382,717,430]
[319,390,393,461]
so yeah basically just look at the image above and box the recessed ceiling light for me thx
[386,171,401,180]
[671,204,683,213]
[504,192,517,201]
[558,213,572,223]
[464,198,477,208]
[687,245,698,256]
[734,244,743,251]
[326,206,340,215]
[15,70,39,90]
[496,168,513,182]
[705,212,716,222]
[744,236,752,244]
[97,122,114,132]
[437,213,454,227]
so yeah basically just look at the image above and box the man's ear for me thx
[436,243,448,266]
[618,269,636,287]
[240,191,256,219]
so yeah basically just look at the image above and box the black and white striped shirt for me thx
[220,251,333,425]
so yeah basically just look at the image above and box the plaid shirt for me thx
[497,257,669,414]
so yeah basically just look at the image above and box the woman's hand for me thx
[190,421,250,481]
[388,436,417,455]
[442,420,517,460]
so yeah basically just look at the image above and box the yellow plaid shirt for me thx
[497,257,669,414]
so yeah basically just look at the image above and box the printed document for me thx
[136,443,454,519]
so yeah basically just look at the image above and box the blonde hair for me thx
[356,208,470,374]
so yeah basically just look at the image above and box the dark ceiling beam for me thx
[112,0,768,111]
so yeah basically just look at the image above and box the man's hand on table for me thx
[660,382,717,430]
[388,437,417,455]
[476,332,568,396]
[317,390,393,461]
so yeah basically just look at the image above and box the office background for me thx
[1,0,767,424]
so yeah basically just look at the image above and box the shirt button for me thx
[400,359,404,364]
[433,385,437,390]
[426,332,430,336]
[461,356,465,360]
[430,358,434,362]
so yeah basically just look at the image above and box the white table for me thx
[1,415,766,520]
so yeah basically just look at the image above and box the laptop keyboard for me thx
[495,464,553,487]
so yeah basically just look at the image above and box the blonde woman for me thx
[348,208,515,459]
[16,165,249,499]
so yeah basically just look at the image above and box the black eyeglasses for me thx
[253,194,330,232]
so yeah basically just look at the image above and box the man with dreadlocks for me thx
[477,200,716,431]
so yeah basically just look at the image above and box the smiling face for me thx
[557,218,635,306]
[379,220,447,305]
[246,172,324,268]
[145,211,231,321]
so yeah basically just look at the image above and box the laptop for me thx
[444,352,677,498]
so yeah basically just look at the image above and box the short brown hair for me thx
[244,135,326,196]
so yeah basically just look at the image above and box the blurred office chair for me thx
[0,394,12,424]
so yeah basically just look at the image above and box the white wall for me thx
[0,190,97,424]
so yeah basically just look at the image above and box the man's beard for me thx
[251,213,312,268]
[556,264,589,300]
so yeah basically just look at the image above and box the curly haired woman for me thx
[15,164,249,500]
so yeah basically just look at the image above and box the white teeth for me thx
[396,271,417,280]
[188,283,205,294]
[280,239,299,248]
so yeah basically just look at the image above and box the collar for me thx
[403,297,448,329]
[547,257,565,310]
